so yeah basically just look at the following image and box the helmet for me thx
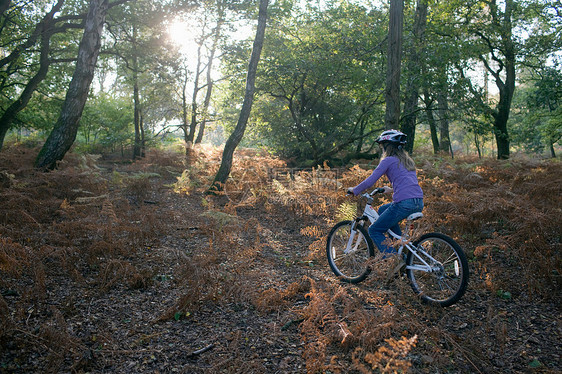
[375,129,407,145]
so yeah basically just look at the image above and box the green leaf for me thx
[496,290,512,300]
[529,359,541,368]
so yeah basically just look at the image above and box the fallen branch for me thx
[187,343,215,358]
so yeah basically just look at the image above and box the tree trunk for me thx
[195,8,224,145]
[492,102,511,160]
[35,0,108,169]
[437,90,452,157]
[478,0,515,160]
[195,117,208,145]
[355,117,366,154]
[490,40,515,160]
[133,78,142,159]
[140,112,145,157]
[209,0,268,193]
[180,67,190,153]
[384,0,404,130]
[423,92,439,154]
[188,43,203,146]
[491,56,515,159]
[401,0,427,153]
[132,25,142,159]
[474,133,482,158]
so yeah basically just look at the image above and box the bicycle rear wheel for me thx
[326,220,374,283]
[406,233,469,307]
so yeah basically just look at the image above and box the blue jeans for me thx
[368,198,424,255]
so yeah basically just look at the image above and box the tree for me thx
[79,92,133,154]
[185,1,225,150]
[210,0,268,192]
[243,1,387,163]
[195,1,225,145]
[473,0,516,160]
[0,0,78,150]
[384,0,404,130]
[103,0,180,159]
[438,0,561,159]
[35,0,110,169]
[512,66,562,157]
[401,0,427,153]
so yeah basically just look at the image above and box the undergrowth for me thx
[0,144,560,373]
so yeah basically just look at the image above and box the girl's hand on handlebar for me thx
[372,186,392,194]
[346,187,355,196]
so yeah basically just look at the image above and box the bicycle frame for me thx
[346,192,440,273]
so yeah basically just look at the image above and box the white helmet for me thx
[375,129,407,145]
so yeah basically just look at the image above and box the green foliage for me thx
[510,66,562,155]
[0,0,86,149]
[78,92,134,154]
[335,201,357,222]
[227,0,388,162]
[496,289,512,300]
[423,0,561,158]
[1,0,561,161]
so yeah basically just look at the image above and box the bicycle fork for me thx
[344,219,365,255]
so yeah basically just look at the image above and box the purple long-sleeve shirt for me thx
[352,156,423,202]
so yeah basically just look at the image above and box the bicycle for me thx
[326,188,469,307]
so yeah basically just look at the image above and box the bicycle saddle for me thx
[407,212,424,221]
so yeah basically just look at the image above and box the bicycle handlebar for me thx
[347,187,386,198]
[360,187,385,197]
[371,187,386,195]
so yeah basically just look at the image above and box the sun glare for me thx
[167,19,197,55]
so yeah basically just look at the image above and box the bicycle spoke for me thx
[406,233,469,307]
[327,221,373,283]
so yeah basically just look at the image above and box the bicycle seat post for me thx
[405,212,423,239]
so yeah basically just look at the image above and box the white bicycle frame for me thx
[346,191,440,273]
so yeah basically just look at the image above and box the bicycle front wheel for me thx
[326,220,375,283]
[406,233,469,307]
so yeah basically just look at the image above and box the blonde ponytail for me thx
[381,144,416,171]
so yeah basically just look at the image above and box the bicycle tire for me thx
[406,233,469,307]
[326,220,375,283]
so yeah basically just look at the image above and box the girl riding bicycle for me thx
[347,129,423,257]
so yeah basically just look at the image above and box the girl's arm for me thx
[350,159,391,195]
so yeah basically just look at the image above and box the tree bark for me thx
[179,66,190,153]
[209,0,268,192]
[437,90,452,157]
[35,0,108,169]
[423,90,439,154]
[188,42,203,146]
[474,133,482,158]
[401,0,427,153]
[195,8,224,145]
[132,24,142,159]
[384,0,404,130]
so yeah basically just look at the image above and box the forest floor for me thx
[0,145,560,373]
